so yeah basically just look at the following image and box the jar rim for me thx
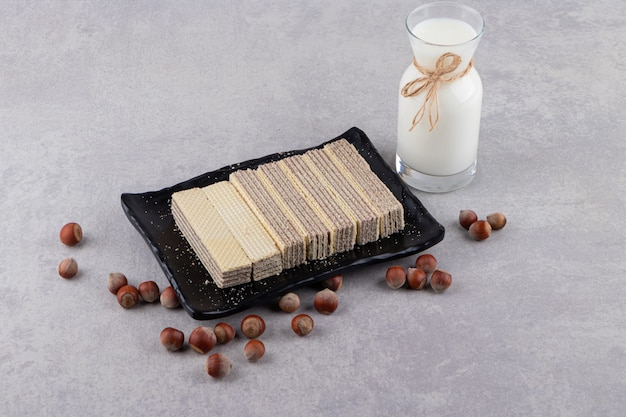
[406,1,485,47]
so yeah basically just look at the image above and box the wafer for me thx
[277,155,356,253]
[171,188,251,288]
[302,149,380,245]
[323,139,405,237]
[256,161,332,260]
[230,169,306,269]
[202,181,282,281]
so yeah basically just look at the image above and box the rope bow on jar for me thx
[401,52,473,132]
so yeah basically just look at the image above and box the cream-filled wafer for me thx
[171,188,251,288]
[278,155,356,254]
[302,149,380,245]
[256,162,331,260]
[202,181,282,281]
[323,139,405,237]
[230,169,306,269]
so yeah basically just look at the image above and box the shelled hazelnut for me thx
[214,322,235,344]
[313,288,338,315]
[486,212,507,230]
[59,222,83,246]
[415,254,437,276]
[58,258,78,279]
[407,267,427,290]
[107,272,128,294]
[160,286,180,309]
[117,285,139,309]
[278,292,300,313]
[206,353,232,378]
[160,327,184,351]
[243,339,265,362]
[458,210,478,230]
[291,314,314,336]
[321,275,343,291]
[241,315,266,339]
[189,326,217,354]
[138,280,160,303]
[430,270,453,292]
[468,220,492,241]
[385,266,407,289]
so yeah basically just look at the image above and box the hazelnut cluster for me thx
[275,293,317,337]
[57,222,83,279]
[54,220,350,382]
[277,276,340,317]
[160,275,344,379]
[158,315,265,379]
[281,277,342,337]
[386,253,452,292]
[160,323,236,353]
[54,220,345,381]
[107,272,179,310]
[159,323,237,378]
[459,210,507,241]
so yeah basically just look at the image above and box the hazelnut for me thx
[415,253,437,275]
[214,322,236,344]
[107,272,128,294]
[468,220,492,241]
[459,210,478,230]
[321,275,343,291]
[138,280,160,303]
[313,288,338,315]
[160,286,180,308]
[385,266,406,289]
[291,313,314,336]
[116,285,139,309]
[189,326,217,354]
[406,267,427,290]
[243,339,265,362]
[206,353,232,378]
[241,314,266,339]
[59,222,83,246]
[430,270,452,292]
[58,258,78,279]
[160,327,184,351]
[486,212,507,230]
[278,292,300,313]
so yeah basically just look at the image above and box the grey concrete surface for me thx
[1,1,625,416]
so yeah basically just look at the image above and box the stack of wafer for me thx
[302,149,380,245]
[278,156,356,254]
[171,139,405,288]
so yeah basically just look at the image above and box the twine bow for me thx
[401,52,473,132]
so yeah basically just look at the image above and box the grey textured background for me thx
[1,1,625,416]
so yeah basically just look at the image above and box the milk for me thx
[397,13,484,192]
[412,18,477,46]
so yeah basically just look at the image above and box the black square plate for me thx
[121,127,444,319]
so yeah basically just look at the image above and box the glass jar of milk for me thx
[396,2,485,193]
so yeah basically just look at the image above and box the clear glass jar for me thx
[396,2,485,193]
